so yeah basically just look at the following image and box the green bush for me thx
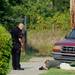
[0,25,11,75]
[50,11,71,31]
[28,11,71,32]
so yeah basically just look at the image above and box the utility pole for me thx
[70,0,75,28]
[23,16,27,53]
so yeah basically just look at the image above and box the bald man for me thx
[11,23,24,70]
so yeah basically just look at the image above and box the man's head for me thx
[17,23,24,30]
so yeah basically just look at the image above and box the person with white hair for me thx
[11,22,24,70]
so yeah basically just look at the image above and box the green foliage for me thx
[0,25,11,75]
[0,0,70,30]
[27,12,71,56]
[42,68,75,75]
[52,0,70,12]
[28,11,70,31]
[9,0,23,5]
[49,11,71,31]
[0,0,71,56]
[0,0,12,19]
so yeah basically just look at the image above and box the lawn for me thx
[41,68,75,75]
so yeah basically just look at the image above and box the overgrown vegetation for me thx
[0,0,70,29]
[27,12,71,55]
[0,0,71,74]
[0,25,11,75]
[0,0,71,55]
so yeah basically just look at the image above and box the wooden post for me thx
[23,16,27,53]
[70,0,75,28]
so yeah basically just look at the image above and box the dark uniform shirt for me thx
[11,27,23,46]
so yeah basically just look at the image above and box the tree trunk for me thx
[70,0,75,28]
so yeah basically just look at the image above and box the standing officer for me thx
[11,22,24,70]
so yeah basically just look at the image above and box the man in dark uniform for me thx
[11,22,24,70]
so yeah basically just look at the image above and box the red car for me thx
[52,29,75,63]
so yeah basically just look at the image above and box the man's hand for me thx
[19,38,24,48]
[21,42,24,48]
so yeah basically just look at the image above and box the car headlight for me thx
[53,46,62,52]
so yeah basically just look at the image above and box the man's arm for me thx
[19,38,23,47]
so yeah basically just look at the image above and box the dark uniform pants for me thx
[12,43,21,69]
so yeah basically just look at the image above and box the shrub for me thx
[50,11,71,31]
[0,25,11,75]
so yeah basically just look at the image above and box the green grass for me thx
[20,51,32,62]
[41,68,75,75]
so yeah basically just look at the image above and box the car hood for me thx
[55,39,75,46]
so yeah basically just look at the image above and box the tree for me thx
[0,0,70,30]
[52,0,69,12]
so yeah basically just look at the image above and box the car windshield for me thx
[65,29,75,39]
